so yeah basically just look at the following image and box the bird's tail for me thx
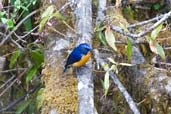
[63,65,69,73]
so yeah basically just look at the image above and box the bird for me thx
[63,43,92,72]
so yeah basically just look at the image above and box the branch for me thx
[93,49,141,114]
[0,84,40,112]
[111,10,171,39]
[96,0,106,24]
[0,69,26,97]
[127,14,164,28]
[0,9,40,47]
[74,0,95,114]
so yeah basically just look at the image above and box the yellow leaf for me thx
[105,26,117,51]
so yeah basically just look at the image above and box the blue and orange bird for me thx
[63,43,92,72]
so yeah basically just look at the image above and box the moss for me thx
[41,59,78,114]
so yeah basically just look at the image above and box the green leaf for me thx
[16,100,31,114]
[152,3,161,10]
[105,26,117,51]
[125,38,132,62]
[94,23,106,32]
[1,17,7,24]
[9,50,21,68]
[0,11,6,18]
[31,49,44,64]
[51,11,65,20]
[36,88,44,109]
[151,24,163,40]
[23,10,32,31]
[28,102,35,114]
[32,0,37,5]
[98,32,106,45]
[14,0,21,9]
[38,16,49,31]
[21,5,28,11]
[26,65,39,82]
[6,19,14,29]
[1,18,14,29]
[123,6,134,20]
[104,71,110,96]
[156,43,165,60]
[10,0,15,5]
[41,5,55,19]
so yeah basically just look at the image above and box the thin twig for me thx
[111,11,171,39]
[164,46,171,50]
[0,75,15,90]
[14,25,39,43]
[0,68,26,73]
[14,32,27,43]
[62,20,76,33]
[0,9,40,47]
[0,84,40,112]
[49,26,66,37]
[0,69,26,97]
[58,1,71,12]
[127,14,164,28]
[11,39,24,51]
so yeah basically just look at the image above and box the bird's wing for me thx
[65,49,82,67]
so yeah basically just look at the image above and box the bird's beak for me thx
[90,50,93,53]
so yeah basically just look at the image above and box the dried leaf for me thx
[149,40,157,54]
[105,26,117,51]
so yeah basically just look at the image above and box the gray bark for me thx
[74,0,95,114]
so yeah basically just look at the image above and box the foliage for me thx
[98,31,107,45]
[105,26,117,51]
[0,0,38,30]
[146,24,165,60]
[152,3,161,10]
[39,5,65,31]
[123,6,134,20]
[9,49,21,68]
[36,88,44,109]
[26,46,44,83]
[94,23,107,45]
[104,71,110,97]
[16,100,31,114]
[125,38,132,62]
[0,0,42,113]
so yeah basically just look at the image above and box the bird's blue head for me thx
[77,43,92,55]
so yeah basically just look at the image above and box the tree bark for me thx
[74,0,96,114]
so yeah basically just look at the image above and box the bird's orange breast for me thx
[72,51,91,67]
